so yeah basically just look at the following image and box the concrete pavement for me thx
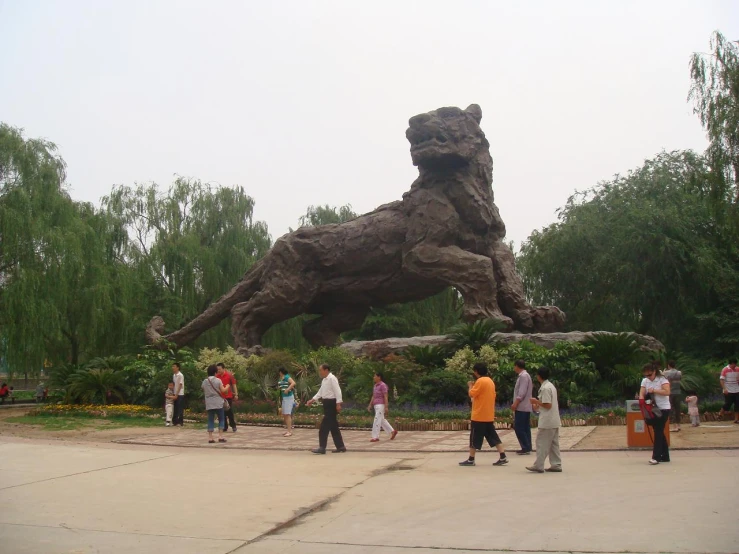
[0,438,736,554]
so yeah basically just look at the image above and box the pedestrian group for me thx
[158,356,739,467]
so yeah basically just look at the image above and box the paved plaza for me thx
[113,424,595,452]
[0,433,737,554]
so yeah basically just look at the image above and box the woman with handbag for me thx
[639,363,671,465]
[202,365,231,444]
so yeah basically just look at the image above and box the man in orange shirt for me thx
[459,363,508,467]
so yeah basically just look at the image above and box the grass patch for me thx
[6,414,164,431]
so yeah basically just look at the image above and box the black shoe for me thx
[232,427,237,432]
[458,459,476,466]
[332,447,347,453]
[311,448,326,454]
[493,457,508,466]
[515,450,531,455]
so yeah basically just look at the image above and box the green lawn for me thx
[6,414,164,431]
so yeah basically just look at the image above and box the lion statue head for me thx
[406,104,489,170]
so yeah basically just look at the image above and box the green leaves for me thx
[518,150,737,355]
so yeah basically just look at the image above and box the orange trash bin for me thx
[626,400,670,448]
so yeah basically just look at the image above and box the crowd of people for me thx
[156,356,739,468]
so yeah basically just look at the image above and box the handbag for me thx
[207,377,230,411]
[639,397,662,425]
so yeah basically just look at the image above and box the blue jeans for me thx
[514,410,532,452]
[207,408,225,432]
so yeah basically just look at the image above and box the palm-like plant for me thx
[68,368,126,405]
[403,345,449,370]
[448,319,506,352]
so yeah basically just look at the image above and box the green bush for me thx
[416,370,469,405]
[197,346,256,386]
[121,345,201,407]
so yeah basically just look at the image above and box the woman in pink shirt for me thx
[367,372,398,442]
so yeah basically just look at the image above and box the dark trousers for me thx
[651,409,670,462]
[318,399,344,450]
[173,396,185,425]
[222,398,237,431]
[514,410,532,452]
[669,395,682,424]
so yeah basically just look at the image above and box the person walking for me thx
[719,358,739,424]
[278,367,296,437]
[527,367,562,473]
[306,364,346,454]
[216,363,238,432]
[459,363,508,467]
[367,372,398,442]
[640,363,671,465]
[511,359,533,455]
[172,363,185,426]
[663,360,682,432]
[201,365,230,444]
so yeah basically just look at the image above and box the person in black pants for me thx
[172,363,186,426]
[640,363,671,465]
[306,364,346,454]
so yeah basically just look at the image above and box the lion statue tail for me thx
[145,262,265,348]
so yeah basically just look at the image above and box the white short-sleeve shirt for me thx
[173,371,185,396]
[641,376,670,410]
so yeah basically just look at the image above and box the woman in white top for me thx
[639,363,671,465]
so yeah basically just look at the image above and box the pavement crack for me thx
[0,453,179,491]
[233,458,419,552]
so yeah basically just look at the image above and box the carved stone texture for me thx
[146,104,565,353]
[341,332,665,360]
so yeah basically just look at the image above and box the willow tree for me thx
[690,31,739,213]
[103,178,271,349]
[689,31,739,349]
[0,125,122,370]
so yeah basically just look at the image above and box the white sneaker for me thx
[166,422,171,426]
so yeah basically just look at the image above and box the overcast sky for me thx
[1,1,737,248]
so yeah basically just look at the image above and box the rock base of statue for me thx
[339,331,664,360]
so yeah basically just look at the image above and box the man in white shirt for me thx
[527,367,562,473]
[306,364,346,454]
[172,363,185,427]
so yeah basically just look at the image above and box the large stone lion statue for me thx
[147,104,565,353]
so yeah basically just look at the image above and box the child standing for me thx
[165,382,177,426]
[685,393,700,427]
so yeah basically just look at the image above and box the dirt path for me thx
[574,422,739,449]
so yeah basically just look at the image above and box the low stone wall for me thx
[340,331,664,359]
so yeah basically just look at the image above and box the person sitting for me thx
[0,383,9,404]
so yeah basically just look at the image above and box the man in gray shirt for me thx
[528,367,562,473]
[511,359,533,454]
[664,360,682,432]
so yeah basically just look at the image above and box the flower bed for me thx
[34,404,159,418]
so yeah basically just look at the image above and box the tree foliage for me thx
[689,31,739,212]
[518,150,738,354]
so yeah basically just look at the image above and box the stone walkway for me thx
[114,424,595,452]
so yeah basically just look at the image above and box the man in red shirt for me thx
[216,363,238,432]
